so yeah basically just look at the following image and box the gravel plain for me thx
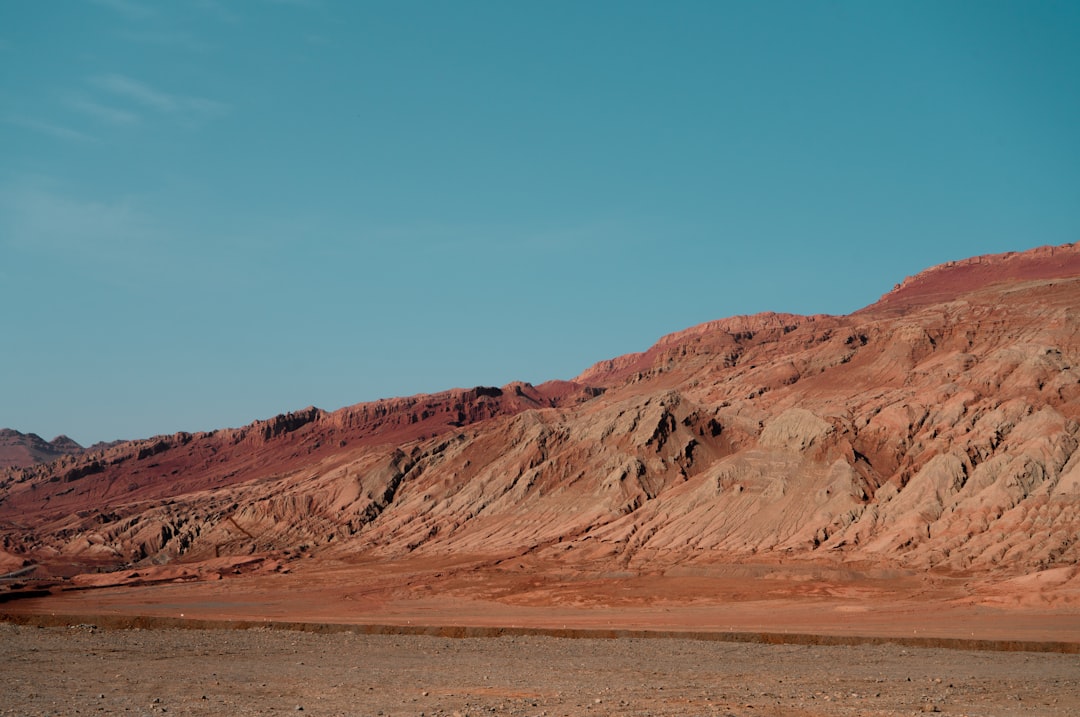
[2,622,1078,717]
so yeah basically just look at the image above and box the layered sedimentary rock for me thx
[1,243,1078,587]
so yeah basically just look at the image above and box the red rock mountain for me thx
[0,430,85,470]
[2,243,1079,591]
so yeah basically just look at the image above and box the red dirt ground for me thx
[5,556,1078,650]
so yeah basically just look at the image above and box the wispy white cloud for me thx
[193,0,241,23]
[64,94,142,126]
[264,0,321,7]
[91,74,229,119]
[0,177,241,292]
[12,74,226,140]
[120,29,211,53]
[2,179,147,249]
[4,114,97,142]
[0,179,154,256]
[88,0,154,20]
[93,74,176,111]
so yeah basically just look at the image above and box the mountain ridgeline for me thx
[2,243,1079,584]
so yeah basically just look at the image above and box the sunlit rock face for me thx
[2,243,1079,591]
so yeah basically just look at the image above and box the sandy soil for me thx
[5,558,1079,646]
[2,622,1078,717]
[4,558,1078,715]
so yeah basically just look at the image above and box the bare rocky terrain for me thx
[0,430,86,471]
[2,243,1079,697]
[3,244,1079,587]
[2,622,1078,717]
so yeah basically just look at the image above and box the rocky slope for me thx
[2,243,1079,591]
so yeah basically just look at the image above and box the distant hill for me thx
[0,429,85,469]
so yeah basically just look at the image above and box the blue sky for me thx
[2,1,1079,445]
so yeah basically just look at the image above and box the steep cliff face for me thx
[1,244,1078,586]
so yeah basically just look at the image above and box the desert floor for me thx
[2,622,1078,717]
[5,557,1079,642]
[3,558,1079,715]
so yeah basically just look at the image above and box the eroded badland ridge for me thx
[2,243,1080,630]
